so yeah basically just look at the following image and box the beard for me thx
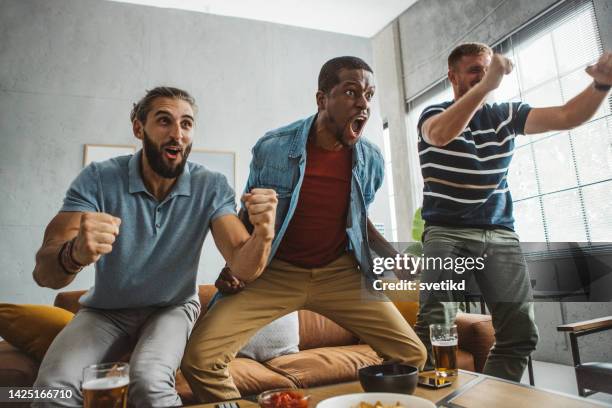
[143,130,192,179]
[328,115,357,148]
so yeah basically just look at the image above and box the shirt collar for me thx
[288,114,316,159]
[128,149,191,197]
[288,113,365,167]
[128,150,148,194]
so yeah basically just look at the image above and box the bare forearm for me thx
[33,242,77,289]
[226,233,271,282]
[562,83,609,128]
[238,208,254,234]
[367,220,399,258]
[425,83,489,146]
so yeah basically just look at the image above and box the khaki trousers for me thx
[181,253,427,402]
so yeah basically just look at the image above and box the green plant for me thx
[405,207,424,257]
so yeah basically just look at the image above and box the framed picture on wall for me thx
[188,149,237,190]
[83,144,136,167]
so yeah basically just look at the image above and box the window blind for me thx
[405,0,612,244]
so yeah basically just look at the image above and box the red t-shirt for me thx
[275,139,353,268]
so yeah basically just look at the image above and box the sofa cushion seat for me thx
[264,343,475,389]
[456,349,475,372]
[298,310,358,350]
[0,341,38,387]
[265,344,382,388]
[455,312,494,372]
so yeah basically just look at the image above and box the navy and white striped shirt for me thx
[417,101,532,230]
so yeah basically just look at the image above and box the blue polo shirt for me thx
[61,150,236,309]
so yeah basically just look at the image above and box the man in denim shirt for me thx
[182,57,427,403]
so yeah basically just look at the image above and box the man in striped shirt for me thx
[415,43,612,381]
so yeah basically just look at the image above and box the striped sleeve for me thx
[417,102,451,145]
[510,101,532,135]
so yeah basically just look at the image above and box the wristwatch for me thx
[594,81,611,92]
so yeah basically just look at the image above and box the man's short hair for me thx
[130,86,197,124]
[318,56,373,93]
[448,42,493,69]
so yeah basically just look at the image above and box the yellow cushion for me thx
[379,279,420,326]
[0,304,74,361]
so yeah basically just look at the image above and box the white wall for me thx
[0,0,391,305]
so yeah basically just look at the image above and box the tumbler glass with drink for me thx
[82,362,129,408]
[430,323,458,378]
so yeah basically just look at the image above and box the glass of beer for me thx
[430,324,458,377]
[82,362,129,408]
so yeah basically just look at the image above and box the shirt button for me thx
[156,223,161,228]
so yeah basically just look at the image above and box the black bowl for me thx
[358,363,419,394]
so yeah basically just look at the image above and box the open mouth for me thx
[163,146,182,160]
[349,116,368,138]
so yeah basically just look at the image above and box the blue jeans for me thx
[33,299,200,407]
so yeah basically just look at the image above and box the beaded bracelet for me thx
[58,237,84,275]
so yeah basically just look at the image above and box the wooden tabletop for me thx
[190,369,607,407]
[191,371,477,407]
[446,377,606,408]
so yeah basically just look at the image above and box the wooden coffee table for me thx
[191,370,607,407]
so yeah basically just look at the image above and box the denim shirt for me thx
[244,114,384,280]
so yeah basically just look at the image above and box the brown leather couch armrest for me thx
[0,341,39,387]
[455,312,494,373]
[53,290,86,314]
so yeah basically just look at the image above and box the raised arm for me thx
[422,54,513,146]
[210,189,277,283]
[33,212,121,289]
[524,52,612,134]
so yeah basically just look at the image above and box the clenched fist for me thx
[586,52,612,87]
[72,212,121,266]
[215,267,245,295]
[242,188,277,242]
[481,54,514,92]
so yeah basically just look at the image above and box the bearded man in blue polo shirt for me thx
[32,87,278,407]
[415,43,612,381]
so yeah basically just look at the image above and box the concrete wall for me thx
[372,22,422,242]
[397,0,559,101]
[372,0,612,365]
[0,0,391,305]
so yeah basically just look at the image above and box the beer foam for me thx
[431,339,458,347]
[83,376,129,390]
